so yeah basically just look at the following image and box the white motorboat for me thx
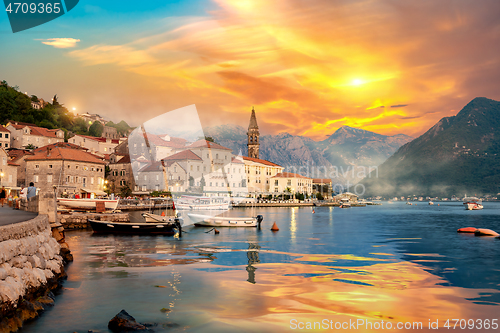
[141,212,184,225]
[463,197,483,210]
[429,201,434,205]
[57,198,119,211]
[175,195,229,210]
[188,213,263,227]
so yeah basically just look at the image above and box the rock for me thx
[160,307,171,313]
[37,295,55,307]
[108,310,149,332]
[60,248,74,263]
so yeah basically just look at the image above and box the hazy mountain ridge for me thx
[204,124,413,184]
[361,97,500,197]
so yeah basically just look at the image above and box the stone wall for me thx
[0,215,66,332]
[58,212,129,230]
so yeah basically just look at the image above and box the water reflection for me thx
[246,243,261,284]
[21,204,500,333]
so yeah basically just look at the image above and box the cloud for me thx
[37,38,81,48]
[62,0,500,139]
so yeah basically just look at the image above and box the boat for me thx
[406,202,412,205]
[88,218,182,235]
[188,213,263,227]
[474,228,499,237]
[142,212,184,225]
[428,201,434,205]
[339,203,351,208]
[175,195,229,210]
[463,197,483,210]
[57,198,119,211]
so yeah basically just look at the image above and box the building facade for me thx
[243,156,284,195]
[69,134,120,157]
[312,178,333,199]
[0,148,18,190]
[108,154,136,195]
[25,146,106,196]
[271,172,313,195]
[6,121,64,149]
[0,126,10,149]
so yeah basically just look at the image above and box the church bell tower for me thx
[247,107,260,159]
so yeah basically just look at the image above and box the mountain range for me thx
[204,124,413,186]
[360,97,500,197]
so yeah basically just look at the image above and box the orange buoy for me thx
[214,228,220,234]
[161,211,165,216]
[271,222,279,231]
[475,228,500,237]
[312,209,315,214]
[457,227,477,233]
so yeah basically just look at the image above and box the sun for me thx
[352,79,364,86]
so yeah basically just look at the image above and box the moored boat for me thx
[142,212,184,225]
[175,195,229,210]
[58,198,119,211]
[88,218,181,235]
[188,213,263,227]
[463,197,483,210]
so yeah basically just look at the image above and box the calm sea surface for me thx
[21,202,500,332]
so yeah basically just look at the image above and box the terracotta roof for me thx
[7,161,19,166]
[242,156,282,167]
[163,150,202,161]
[144,133,186,148]
[116,155,131,164]
[73,135,120,144]
[272,172,312,180]
[0,126,10,133]
[8,121,62,138]
[187,140,232,151]
[7,149,34,159]
[313,178,332,184]
[25,146,106,164]
[139,161,163,172]
[34,142,88,152]
[231,157,244,164]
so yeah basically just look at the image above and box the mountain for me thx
[204,124,413,185]
[360,97,500,197]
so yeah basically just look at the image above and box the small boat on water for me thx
[88,218,182,235]
[58,198,119,211]
[428,201,434,205]
[463,197,483,210]
[175,195,229,210]
[188,213,263,227]
[142,212,184,225]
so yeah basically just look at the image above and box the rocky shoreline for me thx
[0,215,72,333]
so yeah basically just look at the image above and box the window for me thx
[91,177,94,184]
[190,165,193,171]
[83,178,86,187]
[76,165,79,170]
[4,134,7,139]
[156,175,159,181]
[142,185,146,191]
[8,175,12,183]
[4,143,8,148]
[47,175,52,183]
[34,175,39,182]
[49,165,52,169]
[275,180,278,186]
[155,185,159,191]
[216,153,218,159]
[0,133,2,138]
[144,175,147,181]
[197,166,200,171]
[210,182,212,186]
[104,147,107,152]
[35,164,39,169]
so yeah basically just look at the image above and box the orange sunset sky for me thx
[2,0,500,140]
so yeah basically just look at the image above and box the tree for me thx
[120,183,132,197]
[89,121,104,137]
[25,144,35,150]
[316,193,324,201]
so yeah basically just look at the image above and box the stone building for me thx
[78,112,107,127]
[247,107,260,159]
[7,148,34,187]
[243,156,284,195]
[271,172,313,195]
[312,178,333,199]
[0,148,18,190]
[6,121,64,149]
[69,134,120,157]
[25,145,106,196]
[108,154,136,195]
[0,125,11,149]
[101,125,119,139]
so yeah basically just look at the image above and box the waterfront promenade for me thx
[0,205,38,226]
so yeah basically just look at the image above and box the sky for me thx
[1,0,500,140]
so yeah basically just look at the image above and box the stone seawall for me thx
[58,212,129,230]
[0,215,67,333]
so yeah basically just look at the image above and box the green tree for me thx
[89,121,104,137]
[316,193,324,201]
[120,183,132,197]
